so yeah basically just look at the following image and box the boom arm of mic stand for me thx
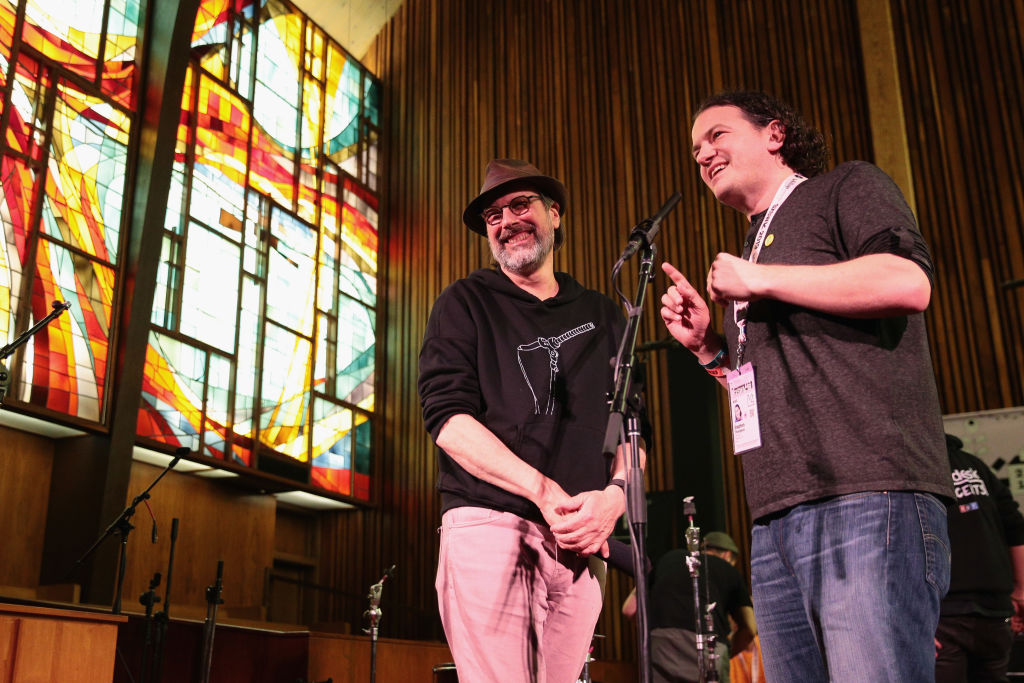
[70,447,187,614]
[0,300,72,359]
[72,449,185,571]
[0,300,72,403]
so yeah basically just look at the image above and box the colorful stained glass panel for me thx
[0,154,35,340]
[22,0,103,80]
[138,331,205,450]
[191,73,249,229]
[144,0,380,500]
[353,415,370,500]
[40,80,129,264]
[337,295,373,408]
[99,0,141,108]
[179,222,240,351]
[310,396,352,496]
[201,351,232,458]
[259,321,311,460]
[18,239,111,421]
[6,51,49,161]
[230,275,261,466]
[340,178,376,306]
[323,44,359,163]
[266,208,315,335]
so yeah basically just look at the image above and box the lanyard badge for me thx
[728,174,805,454]
[727,363,761,453]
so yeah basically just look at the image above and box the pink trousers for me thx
[436,507,605,683]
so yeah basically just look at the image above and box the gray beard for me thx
[490,228,554,275]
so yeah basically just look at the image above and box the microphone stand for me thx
[149,517,179,683]
[683,497,718,682]
[0,300,72,404]
[72,447,187,614]
[139,571,162,683]
[197,560,224,683]
[604,192,682,683]
[363,564,395,683]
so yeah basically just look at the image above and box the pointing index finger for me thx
[662,262,698,294]
[662,261,687,284]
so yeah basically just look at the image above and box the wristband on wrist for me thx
[700,347,729,378]
[705,364,727,378]
[699,347,727,369]
[608,478,626,492]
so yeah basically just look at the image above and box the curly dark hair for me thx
[694,90,829,177]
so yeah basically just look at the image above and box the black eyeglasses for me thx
[481,195,542,226]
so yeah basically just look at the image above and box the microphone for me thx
[619,192,683,260]
[151,446,189,544]
[169,445,189,469]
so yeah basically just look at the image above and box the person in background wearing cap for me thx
[622,531,757,682]
[418,159,642,682]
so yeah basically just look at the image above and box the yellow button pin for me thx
[765,234,775,246]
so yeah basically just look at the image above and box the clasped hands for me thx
[540,484,625,558]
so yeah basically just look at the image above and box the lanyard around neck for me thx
[733,173,806,366]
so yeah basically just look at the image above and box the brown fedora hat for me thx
[463,159,568,245]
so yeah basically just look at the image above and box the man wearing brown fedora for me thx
[419,159,640,682]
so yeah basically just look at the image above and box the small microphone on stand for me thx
[618,192,683,261]
[169,445,189,470]
[151,447,188,544]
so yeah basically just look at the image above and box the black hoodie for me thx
[418,268,626,523]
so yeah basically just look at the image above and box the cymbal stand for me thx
[363,564,395,683]
[684,497,718,683]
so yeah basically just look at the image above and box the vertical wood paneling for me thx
[121,462,276,617]
[0,427,53,589]
[320,0,1024,666]
[892,0,1024,413]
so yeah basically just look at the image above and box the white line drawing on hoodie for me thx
[516,322,596,414]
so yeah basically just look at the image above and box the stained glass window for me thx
[0,0,140,422]
[138,0,380,501]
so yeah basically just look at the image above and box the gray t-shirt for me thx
[722,161,952,520]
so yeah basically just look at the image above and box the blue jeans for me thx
[751,491,950,682]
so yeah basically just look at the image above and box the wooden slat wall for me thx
[891,0,1024,411]
[316,0,1024,664]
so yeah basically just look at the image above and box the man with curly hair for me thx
[658,90,953,681]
